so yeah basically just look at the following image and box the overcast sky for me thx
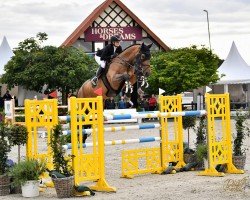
[1,0,250,64]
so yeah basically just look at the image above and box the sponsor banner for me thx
[85,27,142,41]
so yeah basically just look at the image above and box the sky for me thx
[1,0,250,64]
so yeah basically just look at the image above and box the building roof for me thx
[216,41,250,84]
[61,0,170,51]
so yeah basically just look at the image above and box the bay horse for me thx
[77,43,152,99]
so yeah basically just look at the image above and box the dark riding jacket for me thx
[96,44,122,62]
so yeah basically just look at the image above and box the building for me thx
[62,0,170,106]
[62,0,170,53]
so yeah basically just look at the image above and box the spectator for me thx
[144,98,149,111]
[2,90,12,101]
[105,97,116,109]
[126,97,134,108]
[0,96,4,109]
[138,96,146,111]
[118,96,126,109]
[149,94,157,111]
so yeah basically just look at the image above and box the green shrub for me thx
[195,116,206,147]
[10,159,46,186]
[8,124,28,146]
[196,144,208,162]
[233,110,250,156]
[183,115,196,149]
[50,124,73,177]
[0,122,11,175]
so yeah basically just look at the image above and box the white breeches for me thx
[95,55,106,68]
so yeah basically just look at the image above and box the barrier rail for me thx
[23,93,244,193]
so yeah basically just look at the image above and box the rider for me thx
[91,35,123,86]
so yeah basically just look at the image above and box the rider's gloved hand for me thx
[111,53,118,59]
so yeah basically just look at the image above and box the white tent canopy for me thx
[216,41,250,84]
[0,36,14,75]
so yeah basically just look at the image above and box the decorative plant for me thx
[49,124,73,177]
[49,124,75,198]
[195,115,206,147]
[182,115,196,149]
[0,122,11,175]
[233,110,250,156]
[8,124,28,163]
[196,144,208,162]
[183,142,195,154]
[193,115,207,168]
[9,159,46,186]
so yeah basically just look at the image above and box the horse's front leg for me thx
[112,73,130,82]
[112,73,133,93]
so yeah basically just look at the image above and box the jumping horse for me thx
[77,43,152,98]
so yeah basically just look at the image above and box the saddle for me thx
[100,63,125,97]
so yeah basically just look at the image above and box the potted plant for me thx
[195,116,206,146]
[49,124,74,198]
[8,124,28,163]
[7,124,28,194]
[196,144,208,169]
[9,159,46,197]
[232,110,250,170]
[183,142,195,163]
[194,115,207,169]
[182,115,196,163]
[0,121,11,196]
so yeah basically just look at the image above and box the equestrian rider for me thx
[91,35,123,86]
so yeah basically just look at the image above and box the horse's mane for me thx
[122,44,140,51]
[120,44,140,55]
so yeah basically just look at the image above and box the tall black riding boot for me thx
[91,67,104,87]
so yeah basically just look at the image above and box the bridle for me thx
[115,49,151,76]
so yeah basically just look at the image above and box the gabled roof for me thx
[61,0,170,51]
[216,41,250,84]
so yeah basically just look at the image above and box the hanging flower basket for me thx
[0,174,10,196]
[52,176,74,198]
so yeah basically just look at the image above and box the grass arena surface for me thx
[2,120,250,200]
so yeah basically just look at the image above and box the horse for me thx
[77,42,152,99]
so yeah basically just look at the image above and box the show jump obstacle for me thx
[24,93,243,192]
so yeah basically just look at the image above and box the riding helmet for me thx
[111,35,121,43]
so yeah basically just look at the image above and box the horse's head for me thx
[110,43,152,96]
[135,43,152,93]
[135,43,152,77]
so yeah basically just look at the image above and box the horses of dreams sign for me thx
[84,27,142,42]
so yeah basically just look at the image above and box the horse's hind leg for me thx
[82,124,91,143]
[83,133,88,143]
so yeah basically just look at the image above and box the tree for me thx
[146,45,220,95]
[195,115,206,147]
[1,33,97,104]
[182,116,196,149]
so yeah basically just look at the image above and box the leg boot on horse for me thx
[91,66,104,87]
